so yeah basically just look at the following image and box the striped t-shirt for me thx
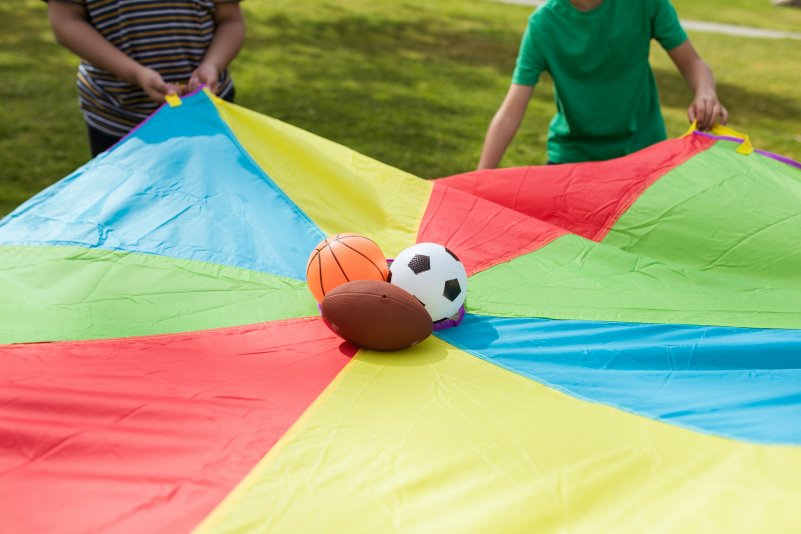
[60,0,237,136]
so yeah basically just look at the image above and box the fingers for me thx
[141,66,220,102]
[145,85,167,104]
[186,75,200,93]
[196,75,218,94]
[697,98,712,130]
[701,100,728,129]
[688,101,708,129]
[165,82,180,96]
[720,105,730,125]
[151,88,170,103]
[150,76,169,97]
[188,64,220,93]
[136,68,169,103]
[711,103,723,128]
[690,95,728,130]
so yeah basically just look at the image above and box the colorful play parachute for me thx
[2,89,801,533]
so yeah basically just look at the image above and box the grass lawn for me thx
[1,0,799,217]
[671,0,801,33]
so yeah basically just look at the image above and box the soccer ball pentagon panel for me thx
[389,242,467,323]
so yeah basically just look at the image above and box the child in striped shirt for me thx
[46,0,245,156]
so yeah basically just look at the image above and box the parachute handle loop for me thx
[680,120,754,156]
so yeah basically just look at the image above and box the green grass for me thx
[672,0,801,33]
[1,0,800,217]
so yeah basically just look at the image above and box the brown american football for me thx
[321,280,433,352]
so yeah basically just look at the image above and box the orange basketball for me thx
[306,233,389,302]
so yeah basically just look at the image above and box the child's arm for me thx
[478,84,534,169]
[667,40,729,130]
[46,0,177,103]
[187,2,246,94]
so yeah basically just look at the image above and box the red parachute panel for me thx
[439,135,714,242]
[0,318,356,534]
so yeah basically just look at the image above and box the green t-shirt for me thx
[512,0,688,163]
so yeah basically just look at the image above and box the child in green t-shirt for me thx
[45,0,245,157]
[478,0,728,166]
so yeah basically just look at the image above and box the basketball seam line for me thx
[306,246,322,280]
[326,241,351,287]
[317,247,325,297]
[337,240,387,280]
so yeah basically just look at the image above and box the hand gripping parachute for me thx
[2,89,801,533]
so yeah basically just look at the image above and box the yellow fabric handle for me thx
[710,124,754,155]
[680,119,698,138]
[680,121,753,155]
[165,93,182,108]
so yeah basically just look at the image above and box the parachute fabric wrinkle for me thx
[438,314,801,445]
[438,134,715,242]
[0,92,326,280]
[417,182,567,276]
[0,318,356,533]
[213,91,433,257]
[1,89,801,533]
[0,245,317,344]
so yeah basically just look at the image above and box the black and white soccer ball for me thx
[389,242,467,323]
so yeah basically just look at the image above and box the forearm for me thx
[478,84,533,169]
[478,83,534,169]
[682,58,717,97]
[478,112,524,169]
[668,41,717,97]
[49,14,143,84]
[200,15,245,71]
[668,40,727,128]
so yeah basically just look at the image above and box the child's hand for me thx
[187,63,220,94]
[688,92,729,131]
[135,67,179,103]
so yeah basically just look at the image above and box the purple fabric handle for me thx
[433,304,466,331]
[694,131,801,170]
[387,257,465,330]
